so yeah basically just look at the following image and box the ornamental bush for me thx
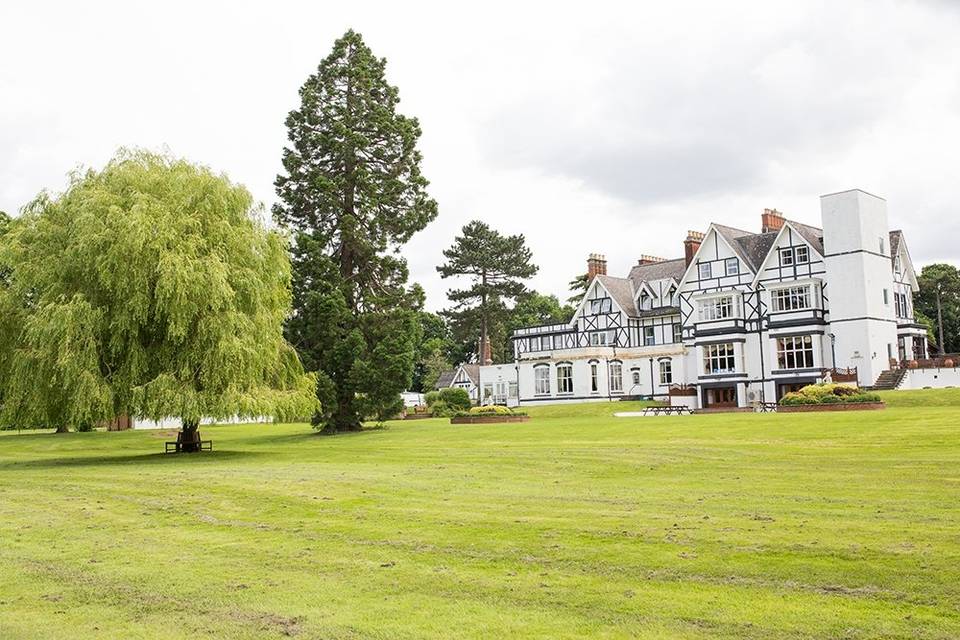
[468,405,512,415]
[429,400,455,417]
[424,391,441,407]
[438,387,471,411]
[779,383,881,405]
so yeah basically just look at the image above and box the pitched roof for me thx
[435,370,455,389]
[786,219,824,255]
[889,229,902,260]
[627,258,687,287]
[712,224,762,271]
[460,364,480,385]
[733,232,778,271]
[594,274,638,317]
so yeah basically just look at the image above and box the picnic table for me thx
[642,405,693,416]
[755,402,779,413]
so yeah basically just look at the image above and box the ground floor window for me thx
[590,363,599,392]
[609,362,623,393]
[631,370,641,386]
[776,335,814,369]
[659,360,672,385]
[703,343,736,374]
[557,364,573,394]
[508,381,518,398]
[534,367,550,395]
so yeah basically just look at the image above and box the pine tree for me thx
[274,30,438,432]
[437,221,537,364]
[567,272,589,304]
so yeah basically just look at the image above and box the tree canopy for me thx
[916,263,960,353]
[274,30,437,431]
[438,221,538,364]
[0,151,318,432]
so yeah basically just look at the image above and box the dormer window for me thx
[639,290,651,310]
[667,286,677,306]
[589,298,612,314]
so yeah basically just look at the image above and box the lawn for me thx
[1,390,959,639]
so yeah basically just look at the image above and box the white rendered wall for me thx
[900,368,960,390]
[821,190,897,385]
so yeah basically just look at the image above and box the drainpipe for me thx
[648,357,655,401]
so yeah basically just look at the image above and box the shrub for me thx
[424,391,441,407]
[429,400,455,417]
[468,405,513,415]
[780,392,816,405]
[846,392,882,403]
[438,387,471,412]
[819,394,843,404]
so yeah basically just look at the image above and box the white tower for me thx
[821,189,897,387]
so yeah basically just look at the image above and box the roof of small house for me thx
[627,258,687,287]
[460,364,480,385]
[435,370,456,389]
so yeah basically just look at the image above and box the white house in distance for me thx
[435,363,481,403]
[479,189,934,409]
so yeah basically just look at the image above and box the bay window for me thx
[776,336,815,369]
[698,296,737,321]
[703,343,736,374]
[770,284,812,312]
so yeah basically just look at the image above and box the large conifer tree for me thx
[274,30,437,432]
[438,221,537,364]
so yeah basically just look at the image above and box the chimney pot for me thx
[761,208,785,233]
[587,253,608,280]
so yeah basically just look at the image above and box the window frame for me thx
[776,335,815,370]
[659,360,673,385]
[698,262,712,280]
[643,326,656,346]
[795,245,810,264]
[609,362,623,393]
[590,363,599,393]
[703,343,736,374]
[534,366,551,395]
[770,284,813,312]
[724,258,739,276]
[779,247,794,266]
[556,364,573,395]
[673,323,682,343]
[698,295,737,321]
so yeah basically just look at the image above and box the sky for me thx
[2,0,959,310]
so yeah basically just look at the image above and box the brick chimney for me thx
[684,231,704,266]
[480,336,492,366]
[638,254,666,266]
[587,253,607,280]
[761,208,785,233]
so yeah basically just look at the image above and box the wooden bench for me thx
[755,402,779,413]
[642,405,693,416]
[164,431,213,453]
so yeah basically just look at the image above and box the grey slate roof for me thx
[733,232,778,272]
[627,258,687,288]
[889,229,902,262]
[461,364,480,385]
[435,370,455,389]
[594,274,638,317]
[636,305,681,318]
[786,219,825,256]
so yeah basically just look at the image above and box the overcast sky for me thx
[2,1,959,310]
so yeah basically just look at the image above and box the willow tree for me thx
[274,30,437,432]
[0,151,318,439]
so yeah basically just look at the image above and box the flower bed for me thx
[778,383,885,412]
[449,405,529,424]
[778,402,885,413]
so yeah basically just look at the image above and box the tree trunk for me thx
[54,425,70,434]
[180,419,201,453]
[937,287,945,355]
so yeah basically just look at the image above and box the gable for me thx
[751,221,826,287]
[677,225,756,289]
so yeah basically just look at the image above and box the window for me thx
[698,263,712,280]
[725,258,739,276]
[659,360,672,385]
[894,256,902,277]
[554,334,565,350]
[534,367,550,395]
[780,247,794,266]
[540,336,551,351]
[590,363,599,392]
[673,323,682,343]
[483,384,493,399]
[508,381,518,398]
[644,326,656,346]
[632,371,641,386]
[667,286,677,306]
[639,291,651,310]
[703,343,736,374]
[590,298,612,314]
[879,237,886,254]
[698,296,736,321]
[776,335,815,369]
[883,289,889,305]
[770,285,812,312]
[795,246,809,264]
[590,331,613,346]
[609,362,623,393]
[895,292,910,319]
[556,364,573,394]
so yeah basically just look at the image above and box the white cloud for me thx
[2,0,958,310]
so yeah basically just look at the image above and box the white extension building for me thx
[479,189,931,409]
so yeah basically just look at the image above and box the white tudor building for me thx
[479,189,930,410]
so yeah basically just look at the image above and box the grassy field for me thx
[1,389,959,639]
